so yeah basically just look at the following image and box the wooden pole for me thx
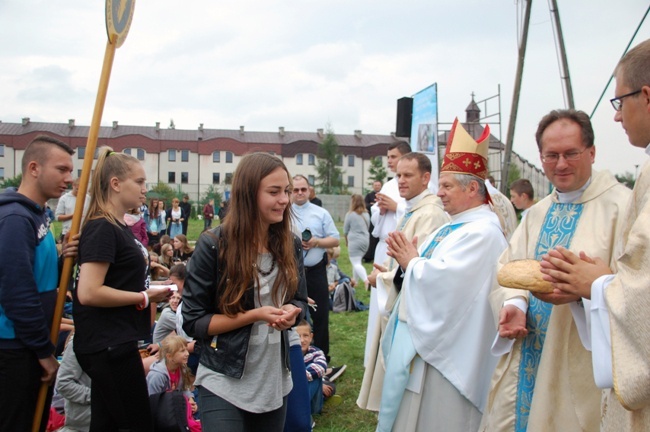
[32,34,117,432]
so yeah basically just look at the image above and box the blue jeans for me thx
[199,387,288,432]
[283,344,312,432]
[307,378,324,415]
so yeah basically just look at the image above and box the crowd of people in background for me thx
[4,37,650,432]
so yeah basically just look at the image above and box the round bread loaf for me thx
[497,259,554,293]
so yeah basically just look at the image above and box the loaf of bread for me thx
[497,259,554,293]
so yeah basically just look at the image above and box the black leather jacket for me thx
[181,226,308,379]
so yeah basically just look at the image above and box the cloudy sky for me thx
[1,0,648,178]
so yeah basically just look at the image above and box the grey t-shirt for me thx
[195,253,292,413]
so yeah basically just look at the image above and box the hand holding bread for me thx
[497,259,554,293]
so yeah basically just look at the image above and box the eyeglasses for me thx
[540,147,588,164]
[293,187,308,193]
[610,89,642,111]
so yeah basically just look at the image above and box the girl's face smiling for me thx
[170,347,189,366]
[257,167,291,229]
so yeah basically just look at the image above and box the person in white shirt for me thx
[55,178,89,240]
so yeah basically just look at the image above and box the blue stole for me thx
[515,203,584,431]
[377,222,464,432]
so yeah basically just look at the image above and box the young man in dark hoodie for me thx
[0,135,75,432]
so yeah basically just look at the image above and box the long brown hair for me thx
[348,194,365,214]
[218,152,298,316]
[85,146,141,228]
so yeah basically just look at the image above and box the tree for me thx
[504,164,521,199]
[367,156,387,187]
[147,182,176,205]
[200,184,223,207]
[615,171,635,189]
[316,127,345,194]
[0,173,21,189]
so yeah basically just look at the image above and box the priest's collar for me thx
[405,189,431,212]
[555,176,592,204]
[449,203,487,221]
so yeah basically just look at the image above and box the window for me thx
[308,154,315,166]
[0,167,4,180]
[226,152,233,163]
[78,147,85,159]
[168,149,176,162]
[181,172,189,184]
[181,150,189,162]
[124,148,131,155]
[336,155,343,167]
[0,144,4,157]
[213,151,220,163]
[77,169,82,178]
[308,175,315,186]
[347,176,355,187]
[212,173,220,184]
[168,172,176,183]
[225,173,233,184]
[348,155,355,167]
[137,149,145,160]
[296,154,303,165]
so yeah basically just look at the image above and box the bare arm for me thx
[76,262,171,307]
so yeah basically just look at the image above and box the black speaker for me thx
[395,97,413,137]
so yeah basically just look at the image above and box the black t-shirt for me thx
[73,218,151,354]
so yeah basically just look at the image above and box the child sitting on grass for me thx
[296,320,341,415]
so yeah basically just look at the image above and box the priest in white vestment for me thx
[376,119,508,432]
[365,142,410,367]
[357,153,449,412]
[480,110,630,432]
[541,40,650,432]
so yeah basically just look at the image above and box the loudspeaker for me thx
[395,97,413,137]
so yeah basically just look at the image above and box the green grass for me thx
[57,217,378,430]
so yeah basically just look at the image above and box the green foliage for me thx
[200,184,223,206]
[504,164,521,199]
[367,156,387,186]
[316,127,346,194]
[147,182,176,205]
[615,171,635,189]
[1,173,22,188]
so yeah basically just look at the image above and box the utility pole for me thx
[501,0,532,194]
[549,0,575,109]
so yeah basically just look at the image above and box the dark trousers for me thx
[283,344,312,432]
[0,348,53,432]
[76,341,152,432]
[305,257,329,358]
[199,387,288,432]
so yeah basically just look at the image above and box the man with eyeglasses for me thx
[480,109,630,432]
[541,39,650,430]
[290,175,339,360]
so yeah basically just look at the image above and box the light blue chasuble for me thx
[515,203,584,431]
[377,223,464,432]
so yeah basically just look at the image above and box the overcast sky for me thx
[1,0,648,178]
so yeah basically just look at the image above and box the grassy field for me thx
[53,218,379,431]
